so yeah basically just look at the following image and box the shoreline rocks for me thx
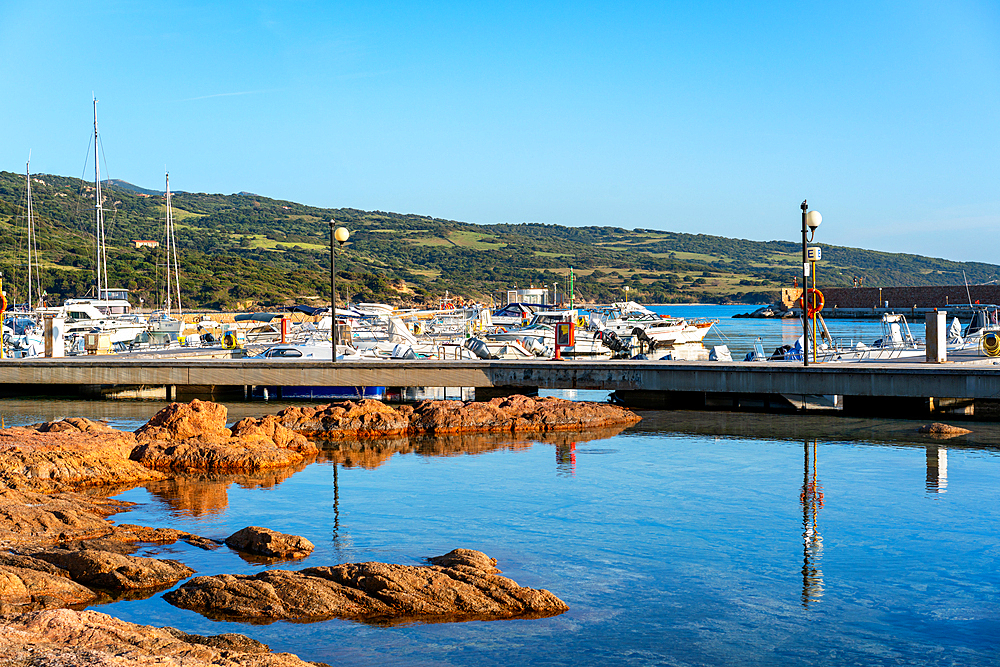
[165,548,568,624]
[0,608,323,666]
[0,396,583,662]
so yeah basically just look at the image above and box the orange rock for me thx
[0,609,317,666]
[134,399,231,445]
[277,399,411,439]
[132,402,317,473]
[281,395,641,439]
[0,423,162,493]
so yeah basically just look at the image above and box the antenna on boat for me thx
[963,271,973,306]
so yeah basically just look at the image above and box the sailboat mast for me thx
[25,157,36,309]
[93,97,108,299]
[169,182,182,319]
[164,173,172,314]
[163,172,182,319]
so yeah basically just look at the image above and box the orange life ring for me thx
[0,294,6,312]
[445,303,455,310]
[497,327,507,333]
[800,288,824,317]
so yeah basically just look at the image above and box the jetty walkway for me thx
[1,357,999,420]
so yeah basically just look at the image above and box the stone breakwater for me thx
[0,396,633,664]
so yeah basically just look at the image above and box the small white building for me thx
[133,240,159,249]
[506,288,551,305]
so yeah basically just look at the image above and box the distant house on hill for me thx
[133,240,159,249]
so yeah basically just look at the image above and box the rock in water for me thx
[132,400,318,473]
[134,399,232,444]
[225,526,315,560]
[0,608,318,666]
[278,395,641,439]
[165,549,568,624]
[277,400,411,438]
[28,547,195,592]
[917,423,972,436]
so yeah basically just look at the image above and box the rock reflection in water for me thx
[313,424,630,469]
[143,457,315,517]
[800,440,824,609]
[925,446,948,493]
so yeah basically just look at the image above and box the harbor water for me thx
[0,306,995,666]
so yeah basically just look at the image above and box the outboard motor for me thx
[391,343,418,359]
[463,337,492,360]
[521,337,548,357]
[599,330,627,353]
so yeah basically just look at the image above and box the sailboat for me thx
[149,172,184,335]
[54,98,148,347]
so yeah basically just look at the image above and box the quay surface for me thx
[1,357,999,418]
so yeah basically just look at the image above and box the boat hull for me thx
[253,385,386,400]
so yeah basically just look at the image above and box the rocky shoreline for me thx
[0,395,639,665]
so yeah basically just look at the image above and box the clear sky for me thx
[1,1,998,265]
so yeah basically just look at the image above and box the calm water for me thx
[3,396,997,666]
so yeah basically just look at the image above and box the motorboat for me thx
[491,302,557,327]
[486,309,610,358]
[591,302,715,347]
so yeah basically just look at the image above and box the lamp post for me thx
[800,201,822,366]
[329,222,350,361]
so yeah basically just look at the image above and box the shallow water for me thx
[4,396,994,666]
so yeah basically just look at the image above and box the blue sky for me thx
[1,1,998,265]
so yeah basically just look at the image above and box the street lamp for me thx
[329,222,350,361]
[800,201,822,366]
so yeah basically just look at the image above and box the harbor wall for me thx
[782,285,1000,310]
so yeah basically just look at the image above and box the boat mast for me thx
[93,97,109,300]
[25,156,41,309]
[164,172,182,317]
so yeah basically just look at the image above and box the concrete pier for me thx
[1,357,999,418]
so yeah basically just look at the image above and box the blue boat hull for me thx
[253,385,386,401]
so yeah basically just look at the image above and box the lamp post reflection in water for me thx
[800,439,824,608]
[331,462,350,557]
[926,446,948,493]
[556,441,577,477]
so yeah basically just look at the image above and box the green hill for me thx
[0,170,996,310]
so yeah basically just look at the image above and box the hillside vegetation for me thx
[0,169,996,310]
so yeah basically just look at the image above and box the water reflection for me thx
[142,458,313,517]
[315,425,630,469]
[800,440,824,608]
[331,462,351,557]
[925,446,948,494]
[556,442,576,477]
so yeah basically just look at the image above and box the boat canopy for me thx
[234,312,282,323]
